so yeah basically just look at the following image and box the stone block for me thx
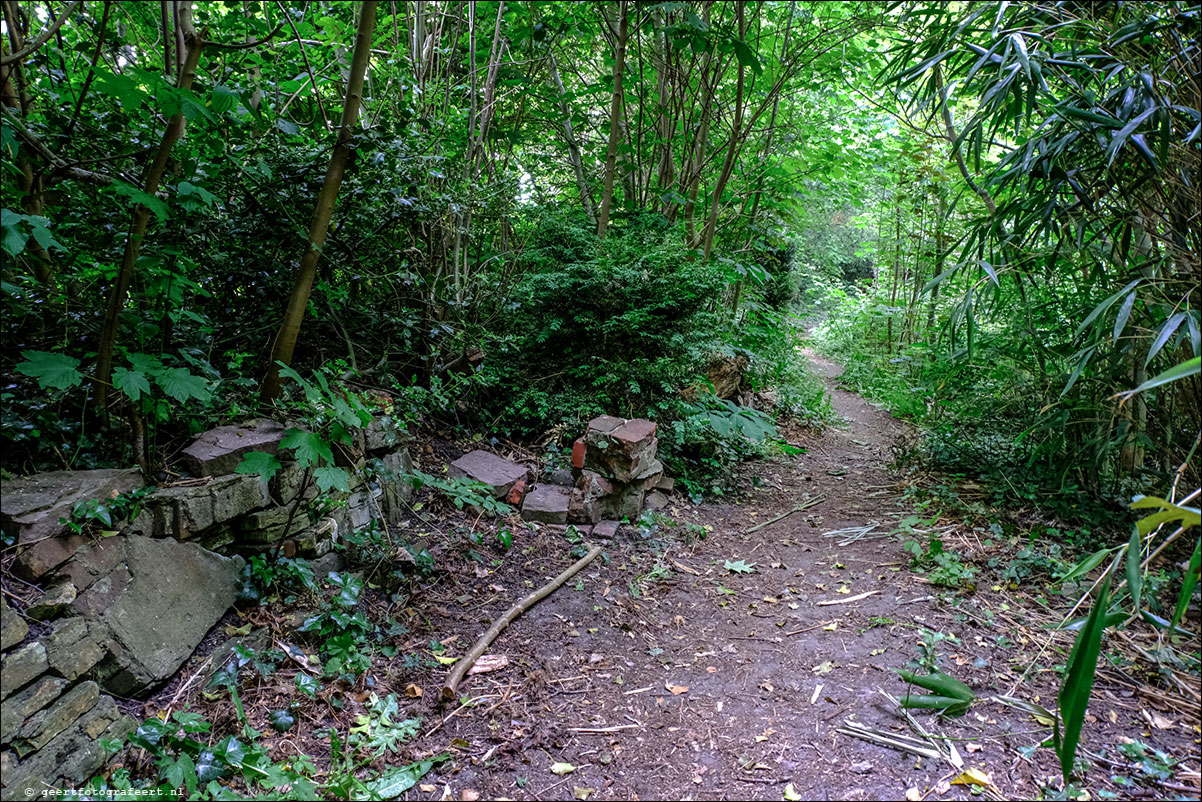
[644,490,669,512]
[14,535,89,581]
[4,468,143,579]
[1,643,47,701]
[2,693,132,794]
[50,536,123,596]
[521,486,571,524]
[590,520,621,540]
[272,460,319,504]
[654,474,675,492]
[1,675,67,743]
[0,597,27,651]
[581,418,660,482]
[364,415,411,453]
[568,471,611,525]
[448,451,528,499]
[1,469,144,545]
[546,468,575,487]
[583,416,625,447]
[238,506,292,542]
[61,535,243,696]
[71,567,131,618]
[180,419,288,477]
[129,474,270,541]
[377,449,415,524]
[45,618,107,681]
[26,583,76,621]
[16,680,100,754]
[601,485,645,521]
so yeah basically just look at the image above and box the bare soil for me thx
[139,352,1201,801]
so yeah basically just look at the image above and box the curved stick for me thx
[442,544,604,700]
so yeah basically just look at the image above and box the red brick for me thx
[506,479,527,506]
[571,439,586,469]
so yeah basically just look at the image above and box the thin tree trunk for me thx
[260,0,379,403]
[702,3,745,263]
[93,1,204,408]
[549,52,596,226]
[596,0,627,239]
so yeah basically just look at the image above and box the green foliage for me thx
[83,709,317,800]
[60,487,153,536]
[902,534,977,588]
[1055,578,1111,785]
[475,214,725,434]
[406,469,512,516]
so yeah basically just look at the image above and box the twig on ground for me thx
[744,494,826,534]
[443,544,603,700]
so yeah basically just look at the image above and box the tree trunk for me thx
[93,1,204,408]
[260,0,379,403]
[549,52,596,226]
[596,0,627,239]
[702,3,745,263]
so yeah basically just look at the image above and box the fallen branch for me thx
[744,494,825,534]
[816,590,880,606]
[443,544,604,700]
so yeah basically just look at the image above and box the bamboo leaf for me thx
[1112,291,1136,343]
[1125,526,1142,614]
[1116,357,1201,400]
[1055,578,1111,784]
[1145,313,1185,366]
[1171,539,1201,628]
[1057,548,1114,584]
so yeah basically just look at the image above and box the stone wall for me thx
[0,416,413,797]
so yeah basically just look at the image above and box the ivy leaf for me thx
[112,366,152,402]
[155,367,212,403]
[0,207,27,255]
[16,350,84,390]
[314,465,351,493]
[161,752,196,789]
[724,559,757,574]
[127,352,165,375]
[295,673,320,698]
[193,750,226,783]
[281,428,333,468]
[236,451,282,483]
[365,755,449,799]
[732,38,764,76]
[268,709,295,732]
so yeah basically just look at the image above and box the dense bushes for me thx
[472,214,725,434]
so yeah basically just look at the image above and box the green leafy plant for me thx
[83,709,317,799]
[405,469,512,516]
[60,486,154,536]
[903,535,976,588]
[236,364,372,495]
[296,572,375,678]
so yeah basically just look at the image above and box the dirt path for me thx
[152,351,1198,800]
[414,352,993,801]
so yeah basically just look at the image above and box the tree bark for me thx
[93,1,204,408]
[549,52,596,226]
[260,0,379,403]
[596,0,627,239]
[701,3,746,263]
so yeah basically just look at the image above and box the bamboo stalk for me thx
[442,544,604,700]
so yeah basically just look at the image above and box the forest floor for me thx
[149,352,1201,801]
